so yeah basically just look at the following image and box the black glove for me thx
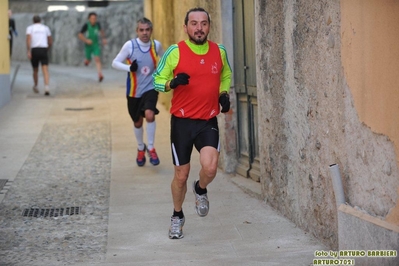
[219,93,230,113]
[130,60,138,72]
[170,73,190,89]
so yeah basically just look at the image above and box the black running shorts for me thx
[30,47,49,68]
[127,90,159,123]
[170,115,220,166]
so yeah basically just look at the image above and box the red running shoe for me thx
[148,148,160,165]
[136,145,146,167]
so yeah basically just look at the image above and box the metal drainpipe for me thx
[329,164,346,207]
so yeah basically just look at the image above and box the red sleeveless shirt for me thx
[171,41,223,120]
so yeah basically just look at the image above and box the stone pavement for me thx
[0,62,325,266]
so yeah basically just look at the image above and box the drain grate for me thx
[22,207,81,218]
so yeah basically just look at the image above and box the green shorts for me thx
[85,43,101,60]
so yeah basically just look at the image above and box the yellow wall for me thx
[341,0,399,162]
[1,0,10,74]
[144,0,175,49]
[144,0,174,108]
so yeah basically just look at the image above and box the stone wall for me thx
[256,0,399,248]
[8,0,133,14]
[10,2,144,68]
[10,0,65,13]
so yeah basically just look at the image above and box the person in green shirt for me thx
[78,12,107,82]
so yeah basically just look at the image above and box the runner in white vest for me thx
[112,17,164,167]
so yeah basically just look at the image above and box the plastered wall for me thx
[341,0,399,226]
[341,0,399,163]
[0,1,11,108]
[0,3,10,75]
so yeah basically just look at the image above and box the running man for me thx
[78,12,107,82]
[153,7,232,239]
[112,18,164,166]
[26,15,53,96]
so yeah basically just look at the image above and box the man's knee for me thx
[173,175,189,188]
[200,147,219,178]
[134,121,143,128]
[174,166,190,187]
[202,163,218,179]
[145,110,155,122]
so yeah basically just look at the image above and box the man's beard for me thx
[189,33,208,45]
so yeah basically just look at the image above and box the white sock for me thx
[45,85,49,92]
[134,126,145,150]
[146,121,156,150]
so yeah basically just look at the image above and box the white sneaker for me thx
[192,180,209,217]
[169,216,185,239]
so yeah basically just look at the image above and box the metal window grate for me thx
[65,107,94,111]
[22,207,81,218]
[0,179,8,191]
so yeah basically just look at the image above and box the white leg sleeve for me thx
[146,121,156,150]
[134,126,145,150]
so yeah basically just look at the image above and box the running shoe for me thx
[136,144,146,167]
[32,86,39,93]
[148,148,160,165]
[192,180,209,217]
[44,91,50,96]
[84,59,90,66]
[169,216,185,239]
[99,75,104,82]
